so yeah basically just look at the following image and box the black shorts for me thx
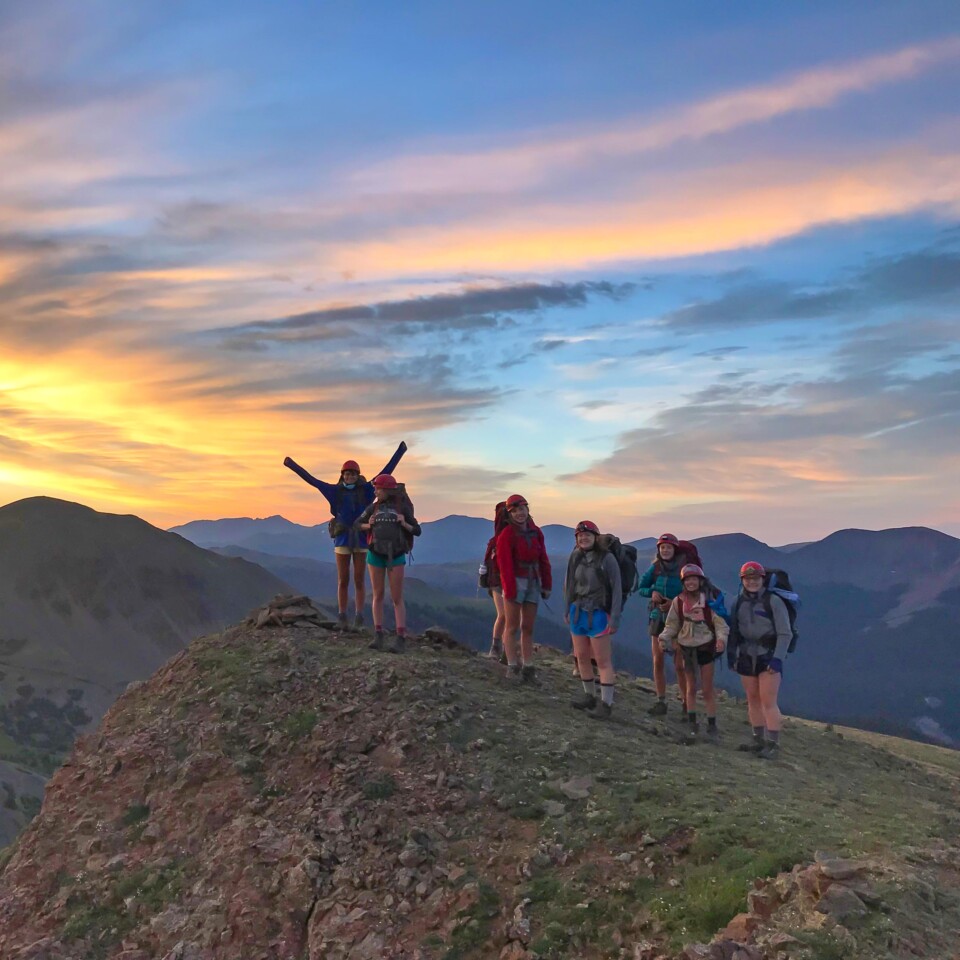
[681,643,719,669]
[735,650,778,677]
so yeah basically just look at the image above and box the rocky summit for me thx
[0,612,958,960]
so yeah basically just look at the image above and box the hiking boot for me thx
[704,726,720,744]
[681,727,699,746]
[757,741,780,761]
[571,693,597,711]
[498,651,508,665]
[486,639,503,659]
[368,631,385,651]
[647,700,668,717]
[520,665,537,685]
[680,709,690,724]
[737,738,765,754]
[388,635,406,655]
[586,701,612,721]
[337,611,349,628]
[353,612,364,630]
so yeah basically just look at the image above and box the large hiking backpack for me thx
[733,568,801,653]
[654,539,703,573]
[369,484,418,557]
[597,534,639,606]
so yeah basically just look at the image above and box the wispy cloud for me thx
[350,37,960,196]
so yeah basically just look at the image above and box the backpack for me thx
[732,568,801,653]
[369,484,418,557]
[596,534,639,606]
[654,539,702,574]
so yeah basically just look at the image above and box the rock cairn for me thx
[247,594,332,630]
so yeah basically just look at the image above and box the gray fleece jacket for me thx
[734,589,792,660]
[563,548,623,630]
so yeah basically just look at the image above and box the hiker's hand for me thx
[766,658,783,675]
[283,456,294,468]
[607,624,618,636]
[541,590,550,600]
[651,591,665,604]
[399,519,412,531]
[715,637,726,653]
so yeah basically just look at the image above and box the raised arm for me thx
[376,441,408,478]
[282,457,337,505]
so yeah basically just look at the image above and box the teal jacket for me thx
[637,556,687,624]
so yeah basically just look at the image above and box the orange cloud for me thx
[330,151,960,277]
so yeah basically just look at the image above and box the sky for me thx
[1,0,959,543]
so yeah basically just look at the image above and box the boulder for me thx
[815,884,868,923]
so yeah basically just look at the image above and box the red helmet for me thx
[341,460,360,473]
[575,520,600,536]
[372,474,397,489]
[505,494,528,509]
[680,563,704,579]
[740,561,765,579]
[657,533,680,546]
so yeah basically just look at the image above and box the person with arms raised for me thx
[496,494,552,684]
[283,442,407,629]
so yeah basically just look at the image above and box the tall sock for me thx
[707,716,717,728]
[396,626,406,638]
[582,679,594,695]
[593,676,602,697]
[601,683,615,706]
[766,729,781,743]
[688,711,698,729]
[752,725,765,740]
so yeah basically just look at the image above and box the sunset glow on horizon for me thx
[2,1,959,543]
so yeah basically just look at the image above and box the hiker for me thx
[283,442,407,628]
[637,533,692,717]
[479,501,509,660]
[356,474,421,653]
[658,564,728,743]
[728,561,792,760]
[495,494,552,683]
[564,521,622,720]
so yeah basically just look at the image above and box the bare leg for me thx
[674,650,689,709]
[335,553,351,615]
[590,634,615,685]
[519,602,538,663]
[387,564,406,631]
[740,676,764,727]
[572,634,594,679]
[701,661,717,716]
[503,600,521,665]
[651,631,666,698]
[490,588,506,653]
[352,552,366,616]
[368,564,386,630]
[758,671,782,732]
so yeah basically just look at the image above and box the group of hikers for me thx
[284,442,795,760]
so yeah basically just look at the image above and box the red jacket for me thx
[496,521,552,600]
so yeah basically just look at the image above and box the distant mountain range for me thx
[0,497,294,845]
[173,513,960,748]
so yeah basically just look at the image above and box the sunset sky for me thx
[2,0,959,543]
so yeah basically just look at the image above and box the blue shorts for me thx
[366,550,407,569]
[569,604,610,638]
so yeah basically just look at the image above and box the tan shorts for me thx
[334,546,367,556]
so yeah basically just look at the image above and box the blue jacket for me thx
[283,442,407,549]
[637,555,687,624]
